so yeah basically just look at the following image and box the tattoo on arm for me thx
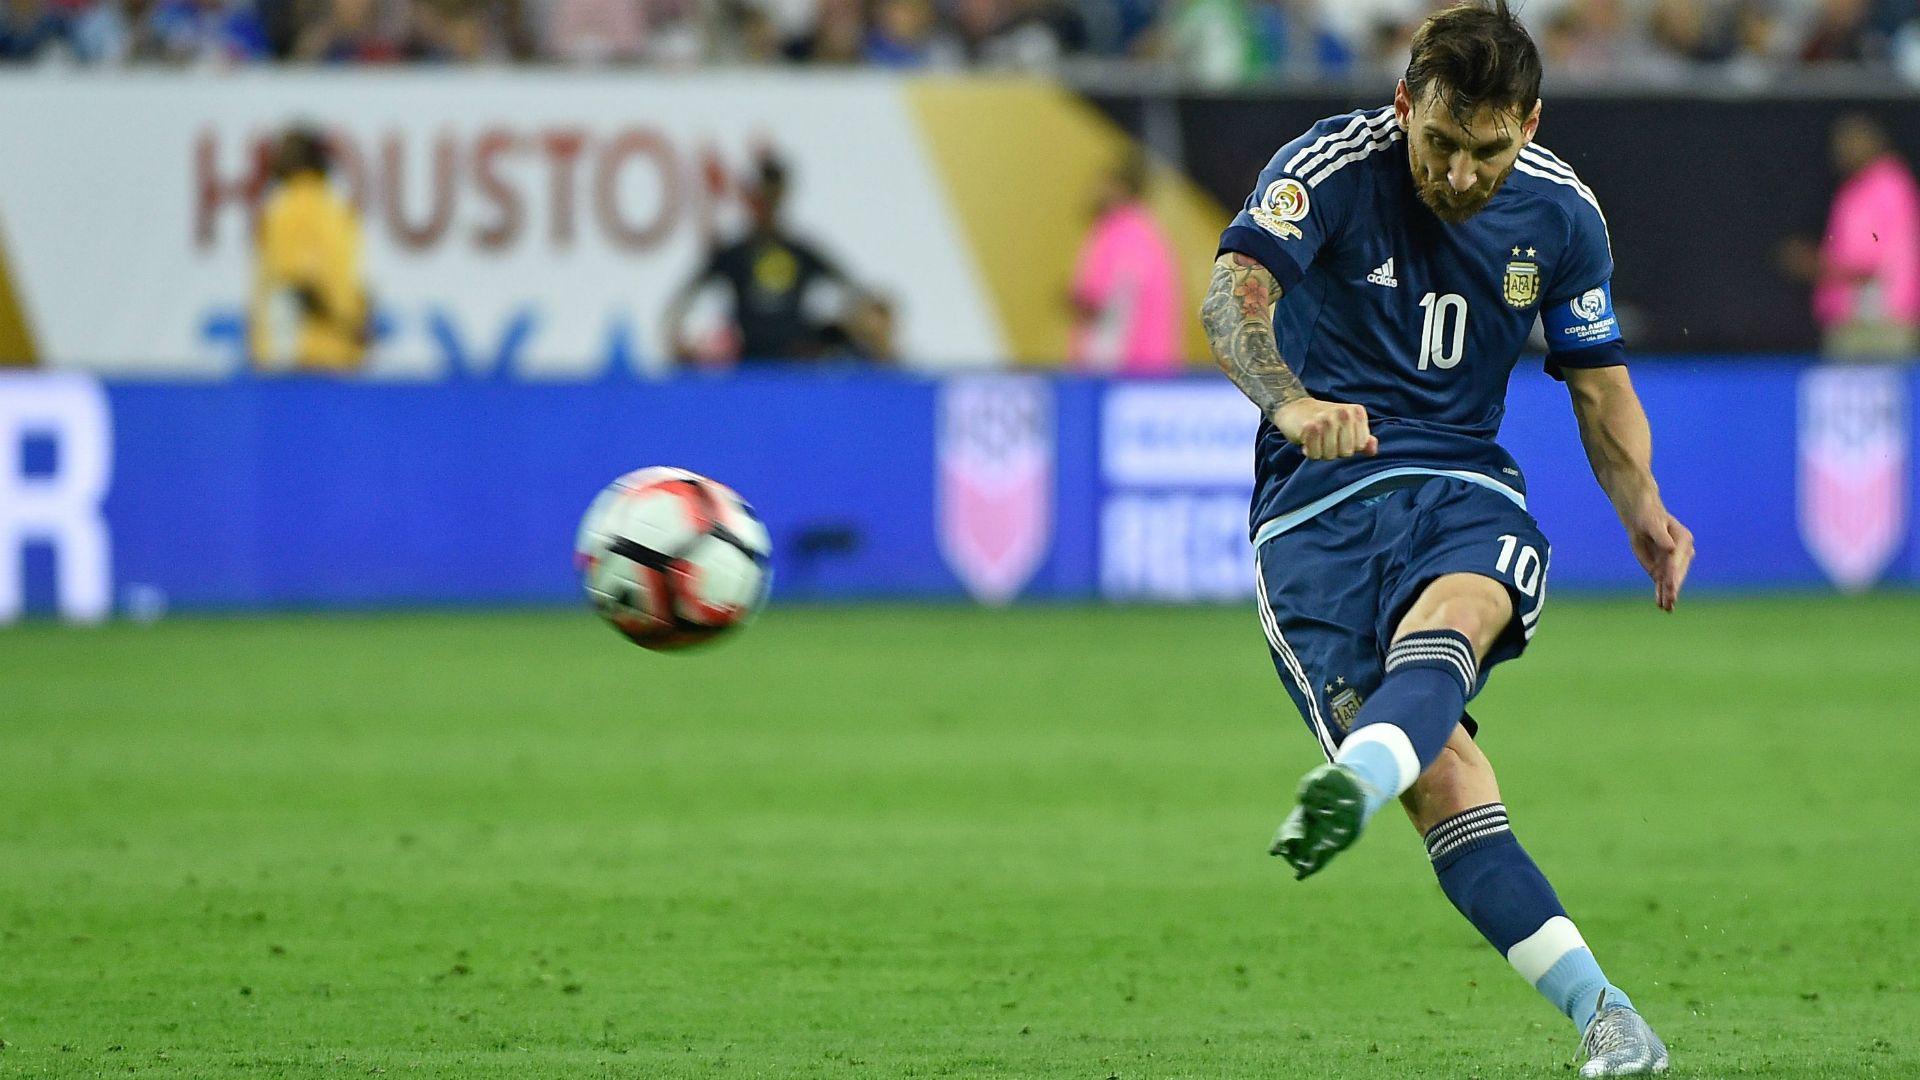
[1199,253,1307,417]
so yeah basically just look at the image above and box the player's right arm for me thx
[1200,254,1375,460]
[1204,117,1383,460]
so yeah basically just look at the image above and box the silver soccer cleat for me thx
[1578,991,1670,1077]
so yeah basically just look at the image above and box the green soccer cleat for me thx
[1269,762,1369,880]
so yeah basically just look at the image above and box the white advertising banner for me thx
[1099,381,1259,601]
[0,72,1005,377]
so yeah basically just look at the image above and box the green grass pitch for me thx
[3,596,1917,1078]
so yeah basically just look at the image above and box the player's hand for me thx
[1624,504,1694,612]
[1272,397,1379,461]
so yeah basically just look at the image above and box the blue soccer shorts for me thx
[1252,475,1550,760]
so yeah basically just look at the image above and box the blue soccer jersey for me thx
[1217,106,1624,545]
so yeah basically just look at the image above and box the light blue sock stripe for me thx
[1537,947,1633,1031]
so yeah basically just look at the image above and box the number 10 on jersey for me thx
[1418,292,1467,370]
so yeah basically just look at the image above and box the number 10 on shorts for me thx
[1495,533,1542,597]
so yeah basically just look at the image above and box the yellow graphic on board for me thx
[905,78,1227,367]
[0,216,38,366]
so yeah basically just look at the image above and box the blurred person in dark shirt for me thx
[0,0,67,60]
[664,157,887,366]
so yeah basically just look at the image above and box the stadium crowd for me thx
[2,0,1919,81]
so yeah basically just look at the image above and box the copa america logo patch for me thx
[1250,178,1310,240]
[937,378,1055,605]
[1570,288,1608,321]
[1797,366,1909,592]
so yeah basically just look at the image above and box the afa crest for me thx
[1503,260,1540,308]
[1328,687,1363,732]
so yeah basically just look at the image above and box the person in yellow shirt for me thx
[250,129,369,372]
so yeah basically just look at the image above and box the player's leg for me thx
[1272,571,1506,877]
[1251,506,1387,764]
[1405,728,1669,1076]
[1338,569,1508,814]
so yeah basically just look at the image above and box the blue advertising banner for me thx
[1,362,1913,620]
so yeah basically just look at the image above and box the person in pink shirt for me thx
[1067,154,1185,375]
[1783,114,1920,360]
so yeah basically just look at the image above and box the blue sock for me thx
[1427,803,1634,1031]
[1332,629,1476,820]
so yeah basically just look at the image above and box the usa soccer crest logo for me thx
[1797,367,1909,592]
[937,378,1055,605]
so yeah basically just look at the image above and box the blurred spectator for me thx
[1067,151,1182,374]
[1540,4,1598,77]
[638,0,703,64]
[942,0,1066,68]
[1171,0,1256,85]
[147,0,269,62]
[1724,0,1787,83]
[1800,0,1881,62]
[663,155,882,366]
[0,0,68,60]
[784,0,862,62]
[543,0,644,62]
[1780,114,1920,360]
[1899,9,1920,84]
[1649,0,1733,63]
[712,0,781,61]
[16,0,1920,76]
[1075,0,1156,55]
[251,128,371,372]
[65,0,172,61]
[864,0,944,66]
[1361,9,1414,79]
[293,0,400,60]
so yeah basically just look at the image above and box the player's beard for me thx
[1410,158,1516,224]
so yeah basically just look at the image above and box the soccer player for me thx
[1199,2,1693,1076]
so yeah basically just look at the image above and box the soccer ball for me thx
[574,467,772,650]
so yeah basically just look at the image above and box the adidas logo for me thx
[1367,257,1398,288]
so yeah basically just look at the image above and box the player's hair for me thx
[274,127,332,180]
[1405,0,1542,128]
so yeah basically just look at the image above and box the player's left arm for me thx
[1563,365,1695,611]
[1544,186,1692,609]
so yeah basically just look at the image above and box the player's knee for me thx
[1417,743,1470,796]
[1408,590,1509,654]
[1405,741,1498,828]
